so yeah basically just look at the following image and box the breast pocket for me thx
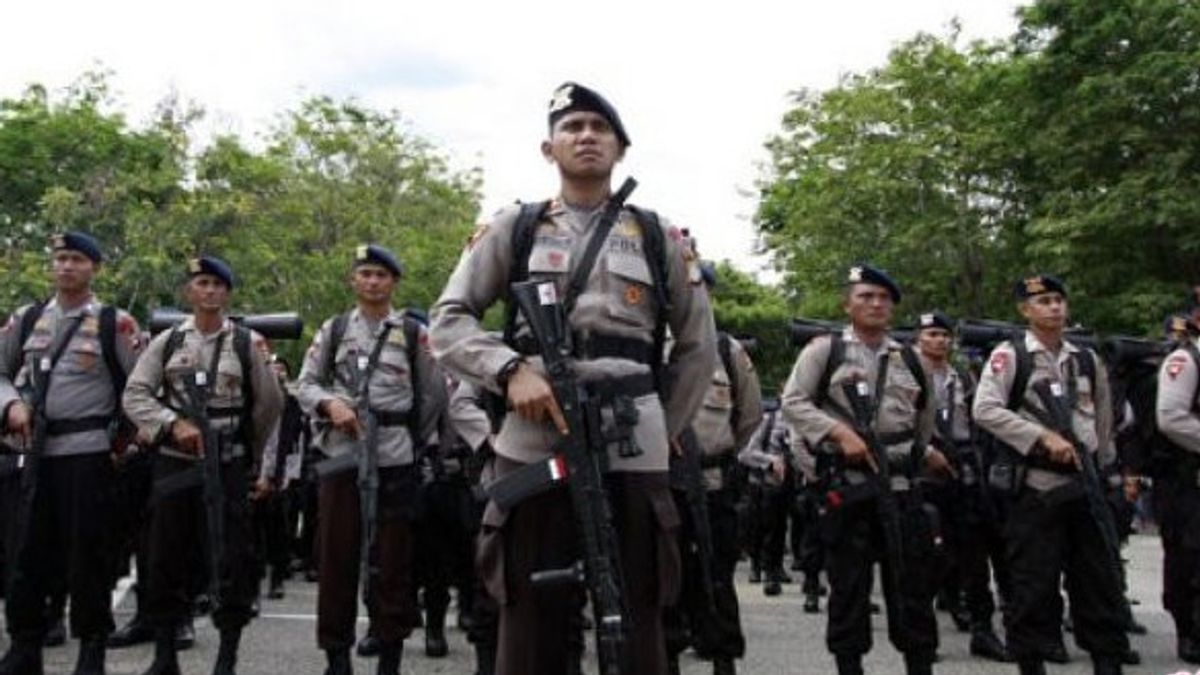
[527,236,572,282]
[605,251,656,329]
[65,339,101,375]
[214,355,245,401]
[881,361,922,425]
[703,371,734,412]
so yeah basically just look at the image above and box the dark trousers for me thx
[253,490,292,583]
[479,470,680,675]
[821,489,939,659]
[958,486,1009,628]
[665,488,745,660]
[1003,486,1129,662]
[5,452,116,643]
[759,482,793,574]
[1155,476,1200,642]
[795,485,825,581]
[922,481,963,608]
[145,454,259,631]
[316,466,419,650]
[416,476,477,622]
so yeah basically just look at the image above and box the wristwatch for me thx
[496,356,525,393]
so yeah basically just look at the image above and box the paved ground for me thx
[17,534,1197,674]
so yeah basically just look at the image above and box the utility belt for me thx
[987,442,1088,497]
[44,415,113,437]
[484,372,653,510]
[371,409,414,428]
[513,333,657,367]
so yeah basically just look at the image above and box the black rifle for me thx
[1031,380,1122,560]
[670,426,717,613]
[510,279,628,675]
[184,370,229,610]
[312,327,391,607]
[841,376,908,631]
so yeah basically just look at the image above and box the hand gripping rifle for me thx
[841,375,908,631]
[510,279,628,675]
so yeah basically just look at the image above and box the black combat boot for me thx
[903,651,933,675]
[713,657,736,675]
[0,640,44,675]
[425,602,449,658]
[43,620,66,648]
[667,653,681,675]
[355,633,380,658]
[323,648,351,675]
[71,638,106,675]
[1093,655,1123,675]
[834,653,863,675]
[107,615,153,649]
[1045,640,1069,664]
[763,578,782,597]
[174,620,195,651]
[968,625,1011,662]
[376,642,401,675]
[212,628,241,675]
[139,630,180,675]
[1017,660,1046,675]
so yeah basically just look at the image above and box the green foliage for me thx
[757,1,1200,337]
[708,261,798,394]
[0,72,480,365]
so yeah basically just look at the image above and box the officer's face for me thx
[542,111,625,180]
[843,284,893,330]
[351,265,397,304]
[1019,292,1067,331]
[185,275,231,313]
[917,328,952,361]
[51,250,97,293]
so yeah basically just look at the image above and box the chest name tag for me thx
[195,371,208,387]
[1049,381,1064,398]
[856,380,870,397]
[39,356,51,373]
[357,355,370,372]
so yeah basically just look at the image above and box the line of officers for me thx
[2,80,1200,675]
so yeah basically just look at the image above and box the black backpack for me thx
[815,331,929,413]
[1118,343,1200,478]
[502,200,672,386]
[717,332,741,432]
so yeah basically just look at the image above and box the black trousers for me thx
[5,452,116,642]
[821,489,939,659]
[416,475,478,622]
[1003,485,1129,662]
[1154,474,1200,643]
[957,483,1010,629]
[665,488,745,660]
[145,454,259,632]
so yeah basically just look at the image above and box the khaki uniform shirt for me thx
[691,335,762,490]
[296,308,446,468]
[429,198,716,473]
[1156,339,1200,456]
[781,328,934,490]
[0,296,141,456]
[972,331,1114,492]
[123,317,282,462]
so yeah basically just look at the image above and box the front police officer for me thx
[430,82,716,675]
[972,275,1131,675]
[781,264,946,675]
[123,256,283,675]
[0,232,142,675]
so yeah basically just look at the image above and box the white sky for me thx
[1,0,1024,277]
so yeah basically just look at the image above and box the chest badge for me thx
[624,285,644,306]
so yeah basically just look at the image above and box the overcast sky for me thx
[2,0,1024,276]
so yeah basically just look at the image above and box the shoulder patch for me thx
[0,315,12,334]
[1166,354,1188,380]
[989,351,1009,374]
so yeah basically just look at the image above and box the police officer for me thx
[429,82,716,675]
[295,244,447,675]
[1155,316,1200,663]
[972,274,1131,675]
[667,264,762,675]
[0,232,142,675]
[781,264,946,675]
[123,256,283,675]
[914,310,1011,662]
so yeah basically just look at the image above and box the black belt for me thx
[372,409,414,427]
[513,333,656,366]
[45,415,112,436]
[700,454,732,469]
[584,374,656,400]
[877,430,916,446]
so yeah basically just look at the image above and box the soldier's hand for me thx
[324,400,361,439]
[1038,431,1079,468]
[828,424,877,473]
[170,419,203,456]
[5,402,31,442]
[924,448,958,479]
[250,477,274,501]
[770,455,787,483]
[506,363,568,435]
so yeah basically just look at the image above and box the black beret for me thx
[187,256,235,288]
[1014,274,1066,300]
[548,82,630,147]
[353,244,404,278]
[846,264,901,303]
[918,310,955,332]
[51,231,103,263]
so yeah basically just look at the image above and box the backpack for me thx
[502,200,671,386]
[17,300,124,394]
[815,331,929,413]
[1118,343,1200,478]
[717,332,741,432]
[318,310,424,446]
